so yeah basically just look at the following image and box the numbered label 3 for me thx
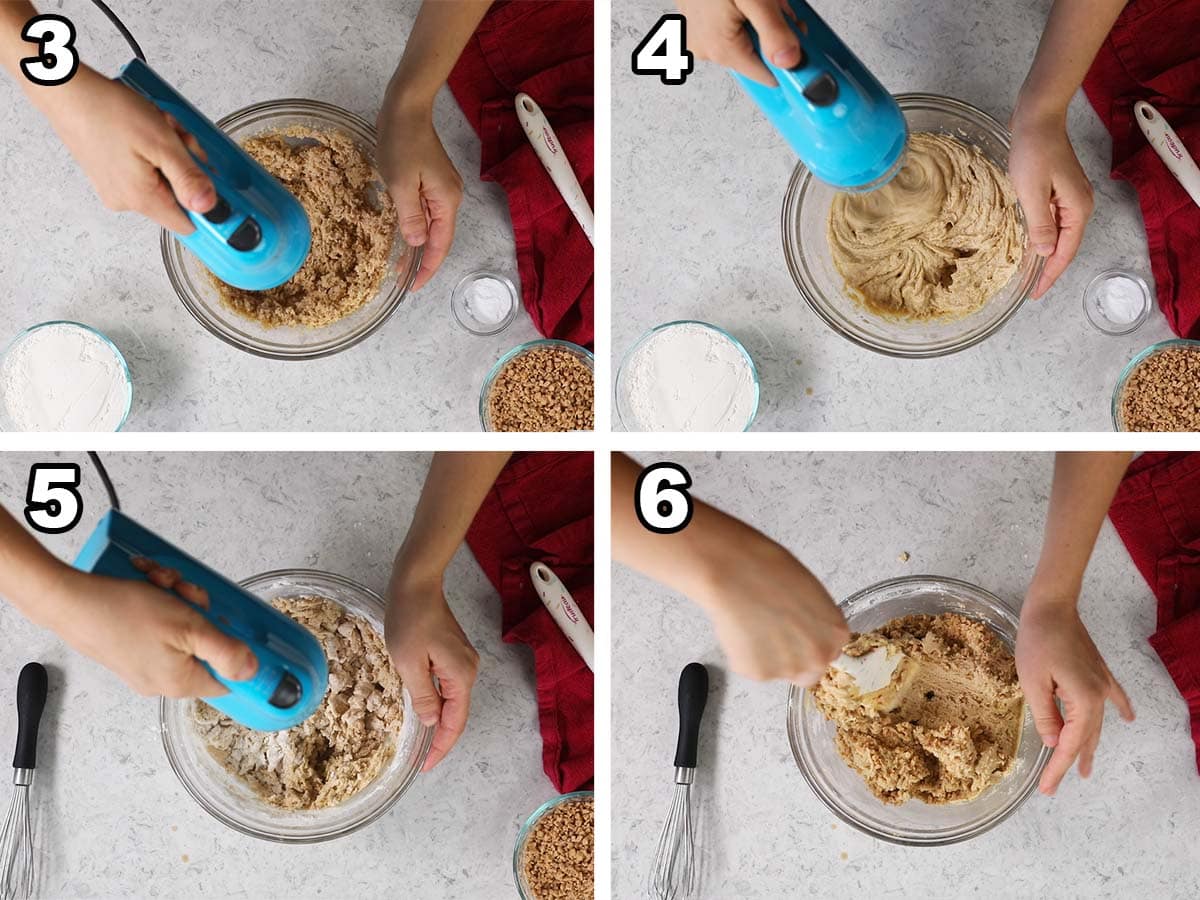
[632,14,694,86]
[20,14,79,86]
[635,462,694,534]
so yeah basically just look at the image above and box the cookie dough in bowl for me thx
[787,576,1050,846]
[160,569,433,843]
[161,99,422,360]
[783,93,1044,358]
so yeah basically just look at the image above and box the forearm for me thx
[392,451,511,588]
[1015,0,1125,123]
[382,0,492,115]
[0,505,74,626]
[612,453,772,611]
[1028,452,1133,607]
[1,1,40,80]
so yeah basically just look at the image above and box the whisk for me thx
[1,663,47,900]
[649,662,709,900]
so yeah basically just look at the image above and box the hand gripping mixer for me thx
[115,59,311,290]
[731,0,908,192]
[74,510,328,732]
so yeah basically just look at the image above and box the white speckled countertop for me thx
[0,0,528,431]
[612,0,1168,431]
[613,452,1200,898]
[0,452,559,898]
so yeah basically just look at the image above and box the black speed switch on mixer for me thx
[803,72,839,106]
[202,195,233,224]
[269,672,302,709]
[228,217,263,252]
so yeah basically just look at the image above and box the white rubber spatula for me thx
[830,646,903,695]
[1135,101,1200,210]
[515,93,595,245]
[530,562,594,671]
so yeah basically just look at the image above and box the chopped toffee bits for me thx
[1119,347,1200,432]
[487,347,594,432]
[522,797,594,900]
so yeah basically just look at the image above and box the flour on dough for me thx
[193,595,404,810]
[813,612,1023,805]
[827,132,1023,321]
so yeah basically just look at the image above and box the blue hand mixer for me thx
[730,0,908,192]
[116,59,311,290]
[74,509,328,731]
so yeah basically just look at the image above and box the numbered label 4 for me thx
[20,14,79,86]
[635,462,694,534]
[631,14,694,86]
[24,463,83,534]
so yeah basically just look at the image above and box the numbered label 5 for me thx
[25,463,83,534]
[635,462,694,534]
[631,14,694,86]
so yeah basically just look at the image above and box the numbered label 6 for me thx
[631,14,694,86]
[635,462,694,534]
[25,463,83,534]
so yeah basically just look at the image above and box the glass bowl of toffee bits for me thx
[514,791,594,900]
[1113,339,1200,431]
[480,339,595,432]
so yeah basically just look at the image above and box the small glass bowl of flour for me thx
[615,320,760,432]
[0,321,132,432]
[1083,269,1152,335]
[452,271,518,336]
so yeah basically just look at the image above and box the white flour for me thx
[620,323,757,431]
[464,276,513,325]
[0,323,130,431]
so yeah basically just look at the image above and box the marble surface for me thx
[612,0,1167,431]
[0,452,560,898]
[613,452,1200,898]
[0,0,528,431]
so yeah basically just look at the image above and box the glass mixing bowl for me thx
[1111,338,1200,431]
[782,93,1044,358]
[613,320,761,432]
[160,569,433,843]
[479,339,595,432]
[787,575,1050,846]
[160,99,421,360]
[513,791,595,900]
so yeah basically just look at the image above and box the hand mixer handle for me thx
[13,662,48,771]
[673,662,709,769]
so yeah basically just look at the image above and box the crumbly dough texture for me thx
[212,127,396,328]
[193,595,404,810]
[813,612,1023,805]
[827,132,1023,321]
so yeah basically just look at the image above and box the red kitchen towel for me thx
[448,1,594,348]
[1082,0,1200,338]
[466,452,594,792]
[1109,451,1200,772]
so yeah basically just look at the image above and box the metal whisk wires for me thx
[649,771,696,899]
[0,770,33,900]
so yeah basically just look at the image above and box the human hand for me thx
[32,64,216,233]
[377,100,464,291]
[45,558,257,699]
[385,571,479,771]
[1008,106,1095,299]
[675,0,801,86]
[695,533,849,685]
[1015,597,1134,795]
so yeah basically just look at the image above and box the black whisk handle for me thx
[673,662,709,769]
[14,662,48,771]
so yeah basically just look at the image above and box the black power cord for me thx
[87,451,120,511]
[89,0,145,62]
